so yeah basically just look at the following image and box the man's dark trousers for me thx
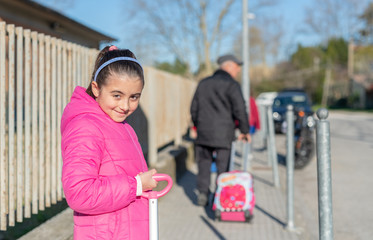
[195,144,231,195]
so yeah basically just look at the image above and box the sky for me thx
[32,0,349,66]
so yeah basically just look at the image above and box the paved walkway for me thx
[20,139,304,240]
[158,157,301,240]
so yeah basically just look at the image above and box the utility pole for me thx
[348,38,354,79]
[242,0,255,108]
[242,0,249,106]
[242,0,256,170]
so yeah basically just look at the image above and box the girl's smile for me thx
[91,73,144,123]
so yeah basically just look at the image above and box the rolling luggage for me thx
[212,141,255,222]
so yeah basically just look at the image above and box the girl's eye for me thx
[113,94,121,99]
[131,95,140,101]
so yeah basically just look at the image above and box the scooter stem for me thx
[142,174,173,240]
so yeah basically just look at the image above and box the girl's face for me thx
[91,74,144,123]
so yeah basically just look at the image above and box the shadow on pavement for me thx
[278,153,286,166]
[255,204,286,227]
[177,168,217,221]
[252,173,274,187]
[177,170,198,205]
[199,216,227,240]
[204,199,215,220]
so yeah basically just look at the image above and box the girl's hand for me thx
[139,169,158,192]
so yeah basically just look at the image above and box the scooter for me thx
[281,108,315,169]
[293,109,315,169]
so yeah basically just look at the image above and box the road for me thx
[276,110,373,240]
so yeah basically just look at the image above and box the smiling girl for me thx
[61,46,157,240]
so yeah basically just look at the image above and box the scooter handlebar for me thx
[142,174,173,199]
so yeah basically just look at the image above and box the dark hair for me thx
[86,46,144,98]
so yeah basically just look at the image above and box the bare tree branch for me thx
[303,0,369,43]
[121,0,242,76]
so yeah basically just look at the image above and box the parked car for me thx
[256,92,278,106]
[272,91,313,133]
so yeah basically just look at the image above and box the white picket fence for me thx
[0,21,98,230]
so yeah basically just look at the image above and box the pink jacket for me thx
[61,86,149,240]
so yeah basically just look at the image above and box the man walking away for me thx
[190,54,251,206]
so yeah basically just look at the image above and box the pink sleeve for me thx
[61,118,137,215]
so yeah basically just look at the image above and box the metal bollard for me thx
[285,105,295,230]
[316,108,334,240]
[258,103,268,148]
[267,105,280,187]
[264,105,272,167]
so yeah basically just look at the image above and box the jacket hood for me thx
[61,86,106,134]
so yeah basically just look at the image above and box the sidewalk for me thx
[20,139,303,240]
[157,151,301,240]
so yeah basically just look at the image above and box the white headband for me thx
[93,57,143,82]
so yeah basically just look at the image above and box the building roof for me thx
[0,0,116,48]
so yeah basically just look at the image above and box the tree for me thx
[290,44,324,69]
[154,58,189,76]
[122,0,277,78]
[358,2,373,44]
[354,45,373,74]
[324,38,348,66]
[234,15,284,66]
[303,0,368,43]
[123,0,241,77]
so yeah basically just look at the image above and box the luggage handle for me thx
[142,174,173,199]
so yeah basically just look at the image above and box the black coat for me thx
[190,70,250,148]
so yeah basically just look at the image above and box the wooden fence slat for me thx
[16,26,24,223]
[77,46,81,87]
[0,21,7,231]
[67,43,72,100]
[38,33,45,211]
[44,35,51,208]
[60,41,68,199]
[62,41,67,112]
[56,39,62,201]
[7,24,16,227]
[83,47,88,87]
[31,31,39,214]
[24,29,31,219]
[51,37,57,204]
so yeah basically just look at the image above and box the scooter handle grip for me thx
[142,174,173,199]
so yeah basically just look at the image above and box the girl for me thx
[61,46,158,240]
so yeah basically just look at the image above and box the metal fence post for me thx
[285,105,295,230]
[264,105,272,166]
[316,108,334,240]
[258,103,268,149]
[267,105,280,187]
